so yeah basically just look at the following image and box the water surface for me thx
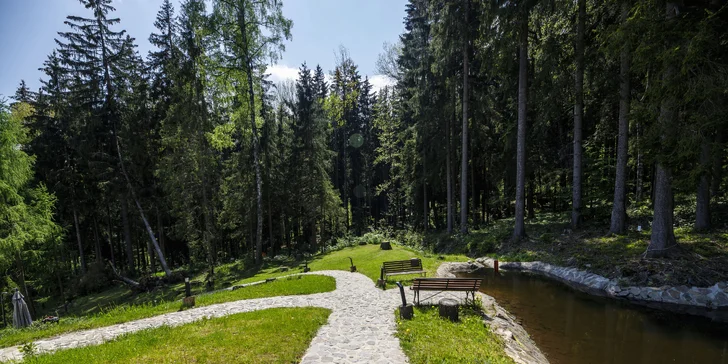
[464,270,728,364]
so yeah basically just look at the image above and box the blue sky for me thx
[0,0,405,99]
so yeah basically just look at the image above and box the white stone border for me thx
[475,258,728,309]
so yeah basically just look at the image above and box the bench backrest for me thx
[382,259,423,273]
[411,278,482,291]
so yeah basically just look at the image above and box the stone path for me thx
[0,271,409,363]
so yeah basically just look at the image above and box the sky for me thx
[0,0,406,99]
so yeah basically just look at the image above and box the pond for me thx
[463,270,728,364]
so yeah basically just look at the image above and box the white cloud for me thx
[368,75,395,93]
[266,64,299,84]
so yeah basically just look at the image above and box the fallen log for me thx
[109,262,140,288]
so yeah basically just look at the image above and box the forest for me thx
[1,0,727,315]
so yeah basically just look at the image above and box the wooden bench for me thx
[410,277,483,305]
[379,259,426,288]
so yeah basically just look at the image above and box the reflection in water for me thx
[464,270,728,364]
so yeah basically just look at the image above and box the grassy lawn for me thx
[307,243,468,285]
[395,305,514,364]
[0,275,334,348]
[27,307,330,363]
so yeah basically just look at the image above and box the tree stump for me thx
[400,304,414,320]
[380,241,392,250]
[182,296,196,308]
[439,298,459,322]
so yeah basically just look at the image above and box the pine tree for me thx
[0,101,60,310]
[212,0,292,264]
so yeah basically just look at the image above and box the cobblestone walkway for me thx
[0,271,409,363]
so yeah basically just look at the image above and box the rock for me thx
[676,285,689,293]
[629,287,640,296]
[648,290,662,301]
[713,292,728,306]
[694,287,711,295]
[667,289,681,300]
[278,266,289,272]
[694,295,709,306]
[661,291,676,303]
[717,282,727,290]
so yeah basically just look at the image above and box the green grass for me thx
[0,275,334,348]
[395,305,514,364]
[307,243,468,285]
[27,307,330,363]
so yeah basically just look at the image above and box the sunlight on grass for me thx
[30,307,331,364]
[307,243,468,285]
[395,305,514,364]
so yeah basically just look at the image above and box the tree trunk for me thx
[156,207,164,267]
[93,217,102,263]
[106,204,116,267]
[696,140,711,230]
[610,1,631,234]
[572,0,585,229]
[635,122,643,202]
[202,171,214,278]
[646,2,680,257]
[72,206,86,274]
[423,149,428,232]
[514,6,529,239]
[237,7,264,265]
[460,0,470,234]
[711,131,724,197]
[120,194,135,274]
[446,104,453,234]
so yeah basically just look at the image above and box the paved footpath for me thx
[0,271,410,363]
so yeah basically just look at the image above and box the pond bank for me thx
[437,262,549,364]
[475,257,728,319]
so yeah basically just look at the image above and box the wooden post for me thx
[494,259,499,274]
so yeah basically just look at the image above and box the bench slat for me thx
[382,259,424,275]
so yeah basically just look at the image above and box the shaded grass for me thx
[28,307,331,364]
[395,305,514,364]
[460,211,728,287]
[38,258,313,319]
[0,275,334,348]
[307,243,468,286]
